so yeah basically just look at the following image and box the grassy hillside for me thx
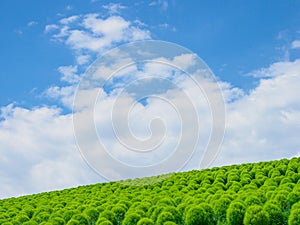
[1,157,300,225]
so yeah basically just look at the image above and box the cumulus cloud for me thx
[0,105,99,198]
[45,85,76,108]
[291,40,300,49]
[2,54,300,198]
[46,14,150,53]
[214,59,300,166]
[76,54,91,65]
[102,3,126,14]
[58,65,80,84]
[247,59,300,78]
[44,24,59,33]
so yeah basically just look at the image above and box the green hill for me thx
[1,157,300,225]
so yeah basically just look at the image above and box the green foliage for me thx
[97,219,114,225]
[226,201,246,225]
[213,196,231,222]
[0,157,300,225]
[84,208,99,224]
[99,210,117,225]
[137,218,154,225]
[122,213,141,225]
[185,204,216,225]
[112,205,126,223]
[263,202,285,225]
[66,219,80,225]
[288,208,300,225]
[72,214,89,225]
[22,221,38,225]
[49,216,66,225]
[156,212,174,225]
[244,205,270,225]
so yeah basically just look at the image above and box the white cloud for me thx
[0,105,99,198]
[149,0,168,10]
[214,59,300,166]
[60,15,79,25]
[27,21,38,27]
[291,40,300,49]
[45,85,75,108]
[44,24,59,33]
[102,3,126,14]
[58,65,80,84]
[47,14,150,53]
[248,59,300,78]
[76,54,91,65]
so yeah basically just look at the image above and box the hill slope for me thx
[1,157,300,225]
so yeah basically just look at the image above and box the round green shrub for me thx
[288,208,300,225]
[185,205,215,225]
[72,214,89,225]
[112,205,126,222]
[84,208,99,224]
[213,197,231,222]
[161,206,181,224]
[244,205,270,225]
[244,195,262,206]
[33,212,50,223]
[150,206,165,223]
[263,202,284,225]
[122,213,141,225]
[49,216,66,225]
[156,212,174,225]
[99,210,117,225]
[226,201,246,225]
[14,214,30,223]
[137,218,154,225]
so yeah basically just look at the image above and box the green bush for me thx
[226,201,246,225]
[84,208,99,224]
[72,214,89,225]
[185,204,216,225]
[161,206,181,224]
[263,202,285,225]
[99,211,117,225]
[244,205,270,225]
[49,216,66,225]
[122,213,141,225]
[213,197,231,222]
[33,212,50,223]
[112,205,126,223]
[244,195,262,206]
[288,208,300,225]
[156,212,174,225]
[137,218,154,225]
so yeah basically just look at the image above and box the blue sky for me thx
[1,1,300,198]
[2,0,300,107]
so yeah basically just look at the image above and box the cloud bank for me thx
[1,10,300,199]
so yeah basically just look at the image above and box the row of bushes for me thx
[1,157,300,225]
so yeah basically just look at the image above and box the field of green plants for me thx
[1,157,300,225]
